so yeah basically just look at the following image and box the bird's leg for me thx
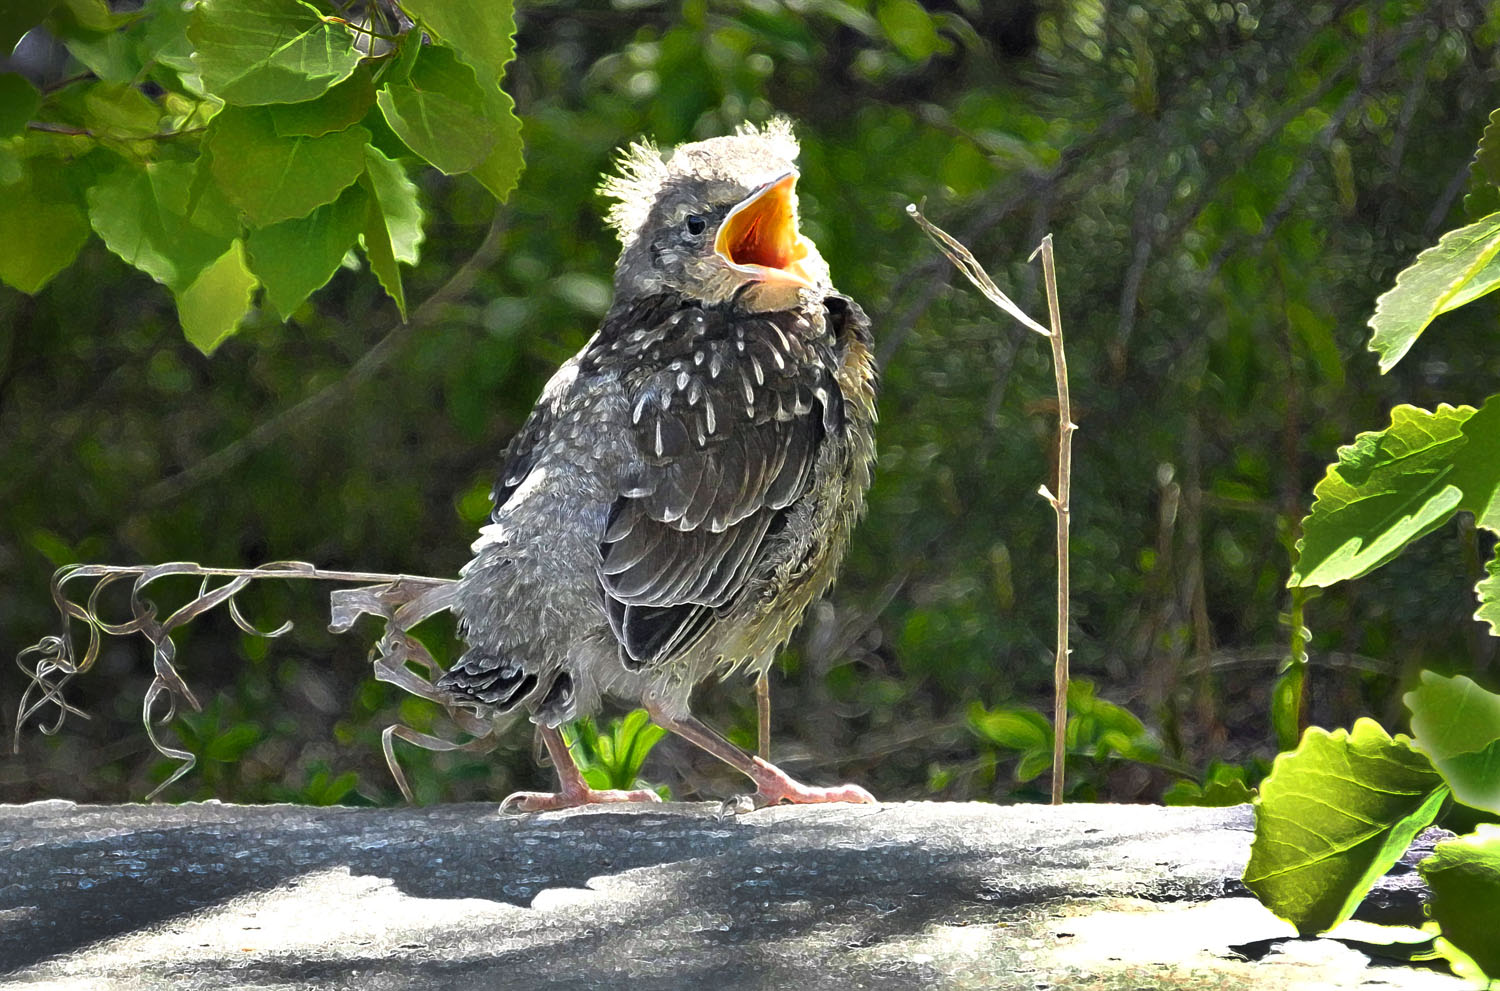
[755,671,771,760]
[645,702,875,807]
[499,724,663,813]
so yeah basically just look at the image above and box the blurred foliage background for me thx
[4,0,1500,806]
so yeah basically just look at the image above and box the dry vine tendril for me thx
[13,561,487,801]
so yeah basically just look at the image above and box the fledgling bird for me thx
[438,120,878,810]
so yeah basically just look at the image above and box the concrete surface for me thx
[0,800,1463,989]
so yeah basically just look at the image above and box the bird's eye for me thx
[685,215,706,236]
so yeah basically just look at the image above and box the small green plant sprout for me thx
[561,709,669,798]
[968,680,1176,801]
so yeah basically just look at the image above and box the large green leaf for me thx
[1406,672,1500,815]
[376,43,496,175]
[1243,718,1448,935]
[244,180,367,317]
[207,106,369,225]
[397,0,516,84]
[87,161,231,290]
[1292,404,1473,587]
[0,160,90,294]
[1419,826,1500,984]
[173,238,257,354]
[189,0,361,106]
[1367,213,1500,372]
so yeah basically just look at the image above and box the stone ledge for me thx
[0,800,1460,990]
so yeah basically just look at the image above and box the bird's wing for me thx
[595,299,844,669]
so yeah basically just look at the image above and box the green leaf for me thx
[0,73,40,138]
[245,181,366,317]
[1243,718,1448,935]
[87,161,232,290]
[189,0,362,106]
[0,160,90,294]
[174,238,257,354]
[204,721,260,761]
[466,80,523,203]
[0,0,61,55]
[1406,672,1500,815]
[268,66,376,138]
[1464,108,1500,221]
[969,702,1050,752]
[1163,762,1255,807]
[397,0,516,83]
[877,0,945,60]
[1291,404,1473,587]
[376,44,496,175]
[360,173,405,318]
[1477,548,1500,637]
[208,106,369,225]
[362,145,422,265]
[1419,826,1500,982]
[1367,213,1500,372]
[81,82,163,140]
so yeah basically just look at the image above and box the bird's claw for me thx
[715,794,757,819]
[747,756,877,807]
[498,786,664,814]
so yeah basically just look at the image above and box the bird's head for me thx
[599,118,831,311]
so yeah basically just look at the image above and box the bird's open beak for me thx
[715,173,815,288]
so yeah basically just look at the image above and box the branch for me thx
[137,211,507,508]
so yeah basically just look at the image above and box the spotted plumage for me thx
[437,120,879,810]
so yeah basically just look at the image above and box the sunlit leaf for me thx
[208,106,369,225]
[1243,718,1448,935]
[1368,212,1500,372]
[87,161,231,289]
[1405,671,1500,815]
[1292,404,1474,587]
[360,173,405,318]
[1419,826,1500,983]
[174,238,257,354]
[362,144,422,265]
[189,0,361,106]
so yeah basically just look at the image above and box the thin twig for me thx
[906,205,1075,805]
[1034,236,1073,806]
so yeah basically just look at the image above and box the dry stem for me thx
[907,204,1074,805]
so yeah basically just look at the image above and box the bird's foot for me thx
[743,756,877,808]
[498,786,663,814]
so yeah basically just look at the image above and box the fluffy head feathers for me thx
[600,118,801,244]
